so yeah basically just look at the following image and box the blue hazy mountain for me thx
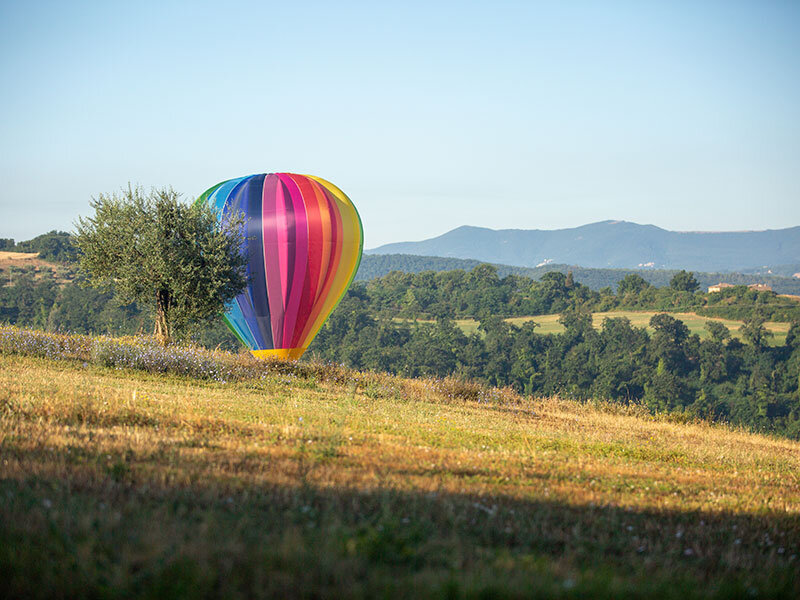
[368,221,800,272]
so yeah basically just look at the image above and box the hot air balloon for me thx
[196,173,363,360]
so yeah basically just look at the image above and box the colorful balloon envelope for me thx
[197,173,363,360]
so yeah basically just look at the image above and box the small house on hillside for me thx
[708,282,734,293]
[748,283,772,292]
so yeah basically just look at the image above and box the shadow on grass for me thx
[1,466,798,600]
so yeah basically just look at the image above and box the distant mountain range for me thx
[368,221,800,273]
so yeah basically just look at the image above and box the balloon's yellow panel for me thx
[251,347,307,361]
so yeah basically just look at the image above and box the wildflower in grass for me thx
[2,325,526,408]
[0,325,93,360]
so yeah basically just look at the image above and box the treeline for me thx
[311,285,800,439]
[357,253,800,294]
[0,231,78,263]
[357,266,800,323]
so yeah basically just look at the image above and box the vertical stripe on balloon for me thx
[277,174,308,348]
[261,174,284,348]
[287,174,323,349]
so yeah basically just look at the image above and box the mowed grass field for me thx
[410,311,790,345]
[1,353,799,598]
[508,311,790,344]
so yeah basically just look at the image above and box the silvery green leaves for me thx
[74,186,247,346]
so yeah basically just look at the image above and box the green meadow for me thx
[1,339,799,598]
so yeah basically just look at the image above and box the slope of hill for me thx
[0,251,76,285]
[1,342,798,598]
[369,221,800,272]
[355,253,800,294]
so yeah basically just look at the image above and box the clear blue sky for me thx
[1,0,798,248]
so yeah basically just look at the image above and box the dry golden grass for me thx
[1,352,799,598]
[0,252,74,284]
[0,250,40,261]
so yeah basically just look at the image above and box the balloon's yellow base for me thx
[251,348,307,361]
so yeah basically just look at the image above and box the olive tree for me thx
[74,185,247,345]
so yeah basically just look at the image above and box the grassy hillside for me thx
[1,340,799,598]
[0,250,75,284]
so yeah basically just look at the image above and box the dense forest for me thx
[2,232,800,438]
[354,266,800,322]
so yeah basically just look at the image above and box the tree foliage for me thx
[73,186,247,345]
[739,315,774,348]
[356,254,800,295]
[704,320,730,343]
[669,270,699,293]
[617,273,650,296]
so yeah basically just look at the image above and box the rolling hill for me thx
[1,338,798,598]
[368,221,800,272]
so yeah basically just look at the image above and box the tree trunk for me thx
[154,289,171,346]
